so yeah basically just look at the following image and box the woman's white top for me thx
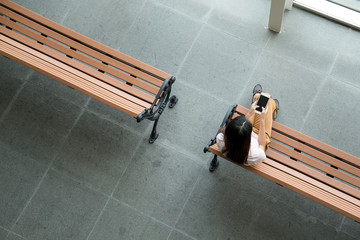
[216,131,266,166]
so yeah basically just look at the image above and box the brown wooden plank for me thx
[0,39,144,115]
[235,105,360,167]
[209,143,360,205]
[208,145,360,221]
[272,122,360,167]
[0,0,172,80]
[266,149,360,199]
[262,159,360,206]
[0,40,144,116]
[0,14,160,95]
[1,28,154,106]
[0,34,148,111]
[271,131,360,178]
[269,141,360,188]
[0,6,165,88]
[249,163,360,221]
[0,37,145,116]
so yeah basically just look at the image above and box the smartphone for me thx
[255,93,270,114]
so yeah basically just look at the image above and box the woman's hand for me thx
[246,101,257,120]
[260,106,268,121]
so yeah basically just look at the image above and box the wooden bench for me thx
[0,0,178,143]
[204,104,360,222]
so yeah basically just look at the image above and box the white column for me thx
[268,0,293,33]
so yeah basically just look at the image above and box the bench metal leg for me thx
[149,118,160,144]
[209,154,219,172]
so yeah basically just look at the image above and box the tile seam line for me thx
[150,0,261,48]
[9,97,90,232]
[85,134,145,240]
[110,197,176,231]
[235,33,272,103]
[178,80,232,105]
[60,8,70,25]
[175,23,205,77]
[117,0,149,51]
[149,0,208,26]
[300,51,339,132]
[4,230,27,240]
[0,71,33,125]
[169,228,198,240]
[49,167,108,197]
[83,107,146,139]
[173,173,202,228]
[262,48,336,77]
[84,102,206,167]
[150,138,204,167]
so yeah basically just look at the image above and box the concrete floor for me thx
[1,0,360,239]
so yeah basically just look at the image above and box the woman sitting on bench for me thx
[216,84,279,165]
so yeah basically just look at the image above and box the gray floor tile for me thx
[268,184,344,228]
[331,53,360,88]
[176,173,268,240]
[208,0,273,47]
[155,82,228,160]
[12,170,107,240]
[113,140,201,226]
[63,0,145,49]
[26,72,89,108]
[12,0,80,24]
[339,29,360,60]
[6,233,27,240]
[155,0,215,20]
[301,78,360,157]
[0,56,33,82]
[341,217,360,239]
[248,196,357,240]
[120,1,202,74]
[0,56,33,116]
[86,98,151,137]
[237,52,325,131]
[168,230,195,240]
[53,111,143,194]
[0,72,23,117]
[265,8,347,74]
[0,144,47,229]
[88,199,171,240]
[0,227,8,239]
[178,26,261,102]
[0,82,82,165]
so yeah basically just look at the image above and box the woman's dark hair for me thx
[223,116,252,164]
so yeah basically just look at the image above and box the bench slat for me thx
[0,0,171,81]
[266,149,360,200]
[0,28,154,107]
[250,162,360,221]
[208,147,360,221]
[0,6,164,89]
[235,105,360,167]
[269,141,360,189]
[209,144,360,206]
[262,159,360,207]
[271,131,360,178]
[0,14,159,96]
[0,37,146,116]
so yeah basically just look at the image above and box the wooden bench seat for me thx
[0,0,178,143]
[204,104,360,222]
